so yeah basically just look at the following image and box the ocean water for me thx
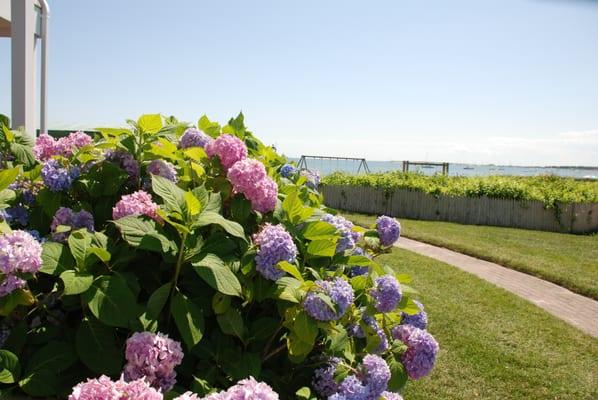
[289,158,598,179]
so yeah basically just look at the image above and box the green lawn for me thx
[341,211,598,300]
[380,248,598,400]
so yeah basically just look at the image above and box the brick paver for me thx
[396,237,598,338]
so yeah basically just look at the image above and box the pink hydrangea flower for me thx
[34,131,93,161]
[205,134,247,170]
[227,159,267,194]
[69,375,161,400]
[0,230,43,275]
[112,190,162,222]
[33,133,58,161]
[245,177,278,213]
[123,331,184,392]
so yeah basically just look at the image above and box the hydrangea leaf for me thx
[40,242,75,275]
[302,221,338,240]
[195,211,246,240]
[0,350,21,384]
[0,168,19,192]
[307,239,337,257]
[151,175,185,215]
[137,114,163,134]
[146,282,172,320]
[60,270,94,295]
[192,253,243,297]
[171,291,205,350]
[75,318,123,375]
[82,274,141,328]
[216,308,245,341]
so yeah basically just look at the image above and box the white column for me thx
[11,0,37,137]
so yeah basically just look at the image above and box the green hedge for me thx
[322,172,598,208]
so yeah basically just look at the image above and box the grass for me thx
[380,248,598,400]
[341,211,598,300]
[322,172,598,208]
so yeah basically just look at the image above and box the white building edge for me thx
[1,0,49,138]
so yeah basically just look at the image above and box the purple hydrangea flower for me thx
[0,275,26,297]
[50,207,95,243]
[205,134,248,171]
[112,190,162,223]
[9,178,42,205]
[253,224,297,280]
[0,206,28,226]
[321,214,362,253]
[391,324,439,379]
[124,331,184,392]
[301,169,321,190]
[69,375,162,400]
[41,159,80,192]
[33,133,58,161]
[400,300,428,330]
[174,392,201,400]
[349,247,370,276]
[303,278,354,321]
[312,357,341,397]
[0,230,43,275]
[55,131,93,158]
[337,375,370,400]
[376,216,401,247]
[179,128,213,149]
[347,315,388,353]
[147,159,178,182]
[381,392,403,400]
[361,354,391,398]
[222,376,279,400]
[280,164,297,178]
[104,149,140,180]
[371,275,402,313]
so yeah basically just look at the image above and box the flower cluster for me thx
[348,247,370,276]
[400,300,428,330]
[50,207,95,243]
[41,159,80,192]
[112,190,162,222]
[280,164,297,178]
[104,149,140,180]
[312,357,341,397]
[205,134,248,170]
[253,224,297,280]
[376,216,401,247]
[227,158,278,213]
[371,275,402,313]
[0,205,28,227]
[179,128,213,149]
[34,131,92,161]
[391,324,439,379]
[199,377,279,400]
[9,178,43,205]
[0,230,43,297]
[303,278,354,321]
[69,375,162,400]
[147,159,178,182]
[321,214,362,253]
[324,355,394,400]
[301,169,320,190]
[124,331,184,392]
[348,315,389,354]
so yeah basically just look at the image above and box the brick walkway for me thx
[396,237,598,338]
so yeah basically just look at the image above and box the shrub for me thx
[0,114,436,399]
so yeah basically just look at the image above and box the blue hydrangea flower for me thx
[321,214,362,253]
[280,164,297,178]
[253,224,298,280]
[41,159,79,192]
[371,275,402,313]
[376,216,401,246]
[312,357,341,397]
[349,247,370,276]
[303,278,354,321]
[179,128,213,149]
[337,375,369,400]
[361,354,391,398]
[0,206,28,226]
[391,324,439,379]
[400,300,428,330]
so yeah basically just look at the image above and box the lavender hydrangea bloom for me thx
[50,207,95,243]
[371,275,402,313]
[123,331,184,392]
[112,190,162,222]
[349,247,369,276]
[253,224,297,280]
[363,316,389,354]
[223,376,279,400]
[0,230,43,275]
[400,300,428,330]
[280,164,297,178]
[301,169,321,190]
[104,149,140,180]
[33,133,58,161]
[10,178,43,205]
[381,392,403,400]
[174,392,201,400]
[337,375,370,400]
[147,159,178,182]
[69,375,162,400]
[361,354,391,398]
[391,324,439,379]
[321,214,362,253]
[0,275,26,297]
[312,357,341,397]
[0,206,28,226]
[303,278,354,321]
[179,128,213,149]
[376,216,401,247]
[41,159,79,192]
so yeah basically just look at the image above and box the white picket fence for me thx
[321,185,598,234]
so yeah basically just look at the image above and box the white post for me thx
[39,0,49,135]
[11,0,37,138]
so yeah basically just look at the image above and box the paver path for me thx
[396,237,598,338]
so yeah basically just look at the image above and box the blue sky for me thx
[1,0,597,165]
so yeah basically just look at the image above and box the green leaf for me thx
[302,221,338,240]
[113,216,172,253]
[196,211,246,240]
[387,358,408,392]
[82,274,140,328]
[212,293,231,315]
[282,191,303,223]
[76,319,123,375]
[19,369,59,397]
[0,350,21,384]
[24,341,77,374]
[152,175,185,215]
[0,167,19,191]
[10,142,35,168]
[345,255,374,267]
[286,333,312,361]
[0,289,35,316]
[146,283,172,320]
[0,188,15,205]
[171,292,205,350]
[271,277,303,303]
[184,191,201,216]
[398,296,421,315]
[40,242,75,275]
[198,115,221,137]
[296,387,312,400]
[68,229,92,268]
[216,308,245,340]
[87,246,111,262]
[277,261,303,282]
[138,114,163,133]
[307,239,337,257]
[293,310,318,345]
[193,254,243,297]
[60,270,94,295]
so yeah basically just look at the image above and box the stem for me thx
[168,233,188,321]
[261,323,283,359]
[263,344,286,362]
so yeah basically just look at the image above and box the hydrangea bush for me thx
[0,114,438,399]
